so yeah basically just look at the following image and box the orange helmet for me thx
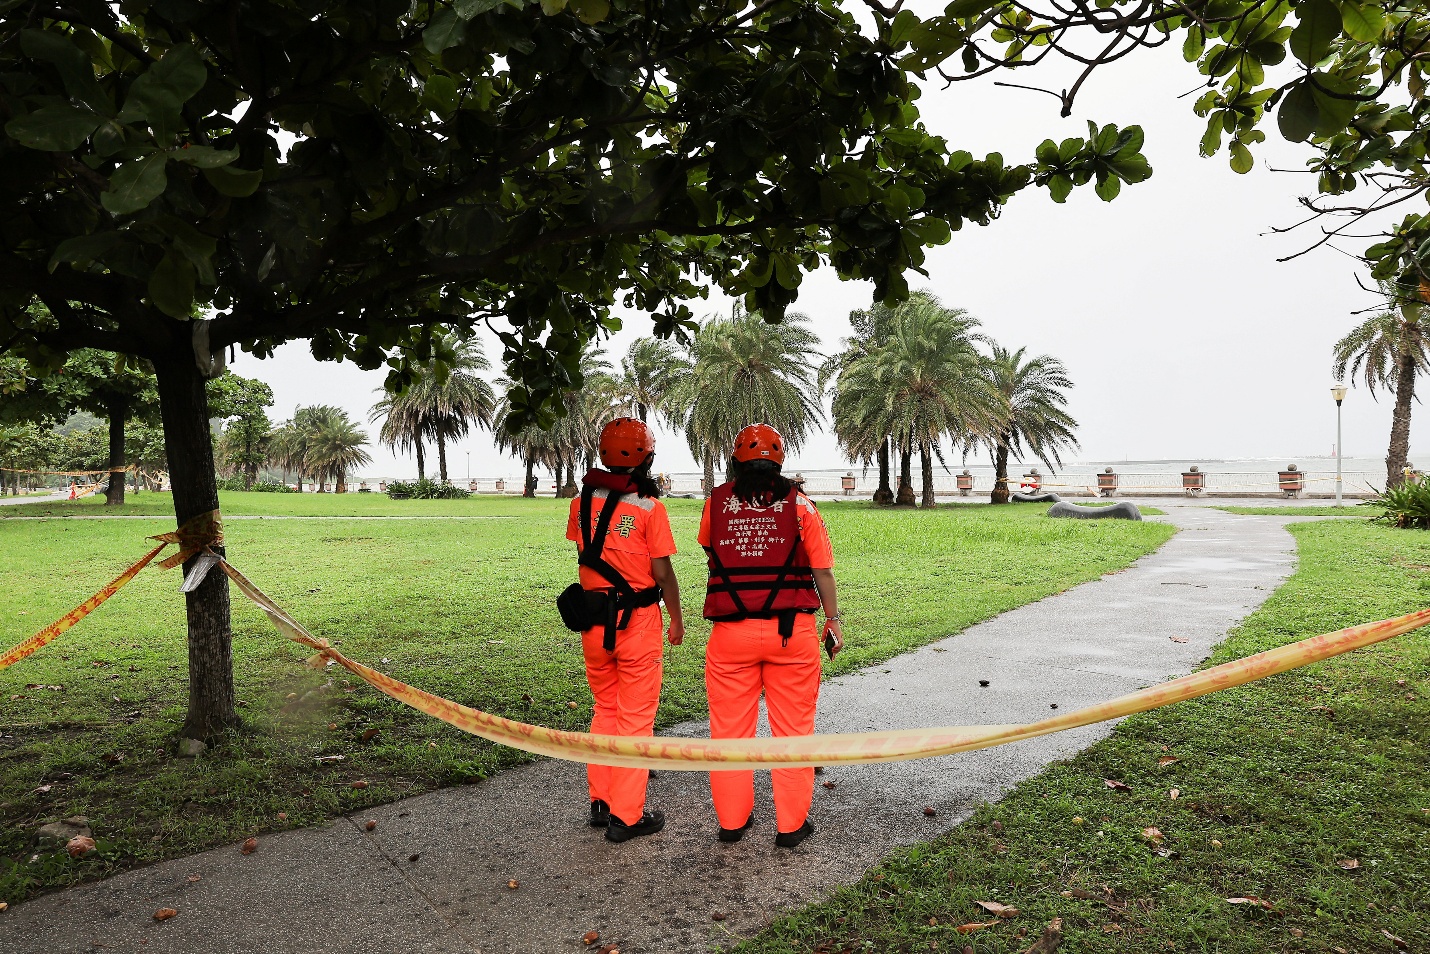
[732,423,786,465]
[599,417,655,467]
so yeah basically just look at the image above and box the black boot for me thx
[606,809,666,843]
[590,799,610,828]
[775,820,814,849]
[718,814,754,843]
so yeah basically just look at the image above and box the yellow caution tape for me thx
[217,556,1430,770]
[6,510,1426,771]
[0,512,223,672]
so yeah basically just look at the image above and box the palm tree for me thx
[549,349,629,495]
[666,306,823,494]
[301,406,372,492]
[267,422,306,491]
[494,388,559,498]
[827,291,993,506]
[822,302,899,505]
[620,337,685,424]
[979,346,1078,505]
[1333,281,1430,488]
[371,338,496,483]
[868,296,996,507]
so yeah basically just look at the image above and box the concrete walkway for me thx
[4,508,1306,954]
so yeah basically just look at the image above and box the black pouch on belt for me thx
[557,584,610,633]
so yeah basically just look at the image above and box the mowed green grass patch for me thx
[0,489,556,518]
[0,498,1172,900]
[739,519,1430,954]
[1216,504,1382,517]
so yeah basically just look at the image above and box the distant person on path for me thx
[699,423,843,848]
[564,417,684,842]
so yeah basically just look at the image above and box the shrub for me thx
[250,479,296,493]
[1368,479,1430,529]
[216,474,248,492]
[386,478,469,500]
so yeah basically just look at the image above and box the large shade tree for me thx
[1333,281,1430,488]
[15,0,1409,741]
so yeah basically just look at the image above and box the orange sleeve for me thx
[565,497,581,544]
[798,496,834,569]
[697,499,712,548]
[646,502,677,558]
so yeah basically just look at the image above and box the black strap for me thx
[578,486,652,652]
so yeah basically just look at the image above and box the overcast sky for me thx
[232,40,1409,480]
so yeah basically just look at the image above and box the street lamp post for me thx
[466,452,471,483]
[1332,383,1347,507]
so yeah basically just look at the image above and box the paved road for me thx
[4,508,1308,954]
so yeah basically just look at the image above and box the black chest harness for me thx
[556,485,662,651]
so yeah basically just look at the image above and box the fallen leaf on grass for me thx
[1335,859,1360,870]
[954,921,999,933]
[361,728,380,742]
[1226,896,1274,910]
[1101,924,1123,934]
[1061,888,1099,900]
[1168,788,1181,799]
[1021,917,1064,954]
[1211,839,1223,848]
[351,780,369,789]
[582,931,600,945]
[1310,705,1335,717]
[1104,780,1132,792]
[1142,827,1165,846]
[153,908,178,921]
[313,755,345,763]
[277,813,287,821]
[66,836,96,858]
[240,837,258,855]
[975,901,1019,918]
[1383,929,1409,950]
[1396,679,1407,687]
[1157,756,1180,768]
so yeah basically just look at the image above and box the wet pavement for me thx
[2,508,1313,954]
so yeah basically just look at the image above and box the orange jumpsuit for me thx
[567,488,676,827]
[699,491,834,834]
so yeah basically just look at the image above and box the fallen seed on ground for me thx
[507,879,519,889]
[923,806,937,817]
[153,908,178,921]
[364,820,377,831]
[240,837,258,855]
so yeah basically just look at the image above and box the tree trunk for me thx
[991,442,1011,504]
[919,439,935,508]
[154,353,238,742]
[437,432,449,483]
[103,395,128,507]
[703,448,716,497]
[524,452,536,497]
[895,439,915,506]
[1387,352,1417,488]
[638,403,648,423]
[873,436,894,505]
[415,438,426,481]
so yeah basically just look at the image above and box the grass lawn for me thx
[739,519,1430,954]
[1215,504,1382,517]
[0,497,1172,902]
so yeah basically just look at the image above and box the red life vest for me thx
[703,483,821,633]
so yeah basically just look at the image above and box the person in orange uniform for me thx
[699,423,843,848]
[566,417,685,842]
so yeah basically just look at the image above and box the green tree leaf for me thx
[1228,140,1254,174]
[4,104,102,151]
[423,8,467,53]
[201,164,262,197]
[147,253,196,319]
[169,145,240,168]
[1277,80,1320,141]
[1340,2,1385,42]
[568,0,610,24]
[1289,0,1341,65]
[116,44,207,139]
[19,29,109,113]
[101,153,168,215]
